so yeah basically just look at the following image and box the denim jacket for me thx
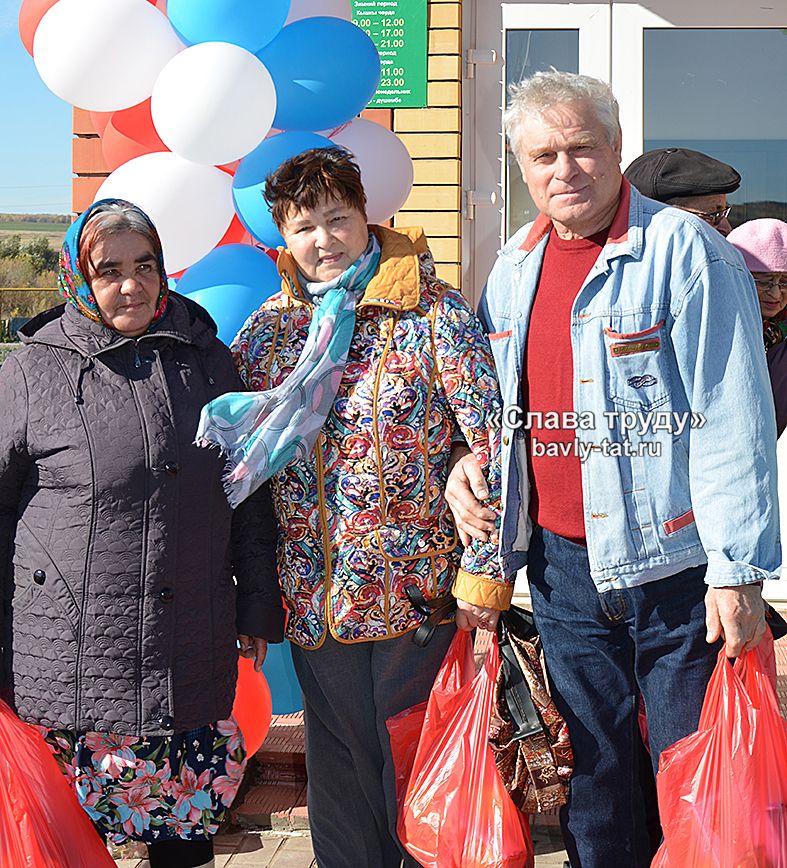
[479,180,781,591]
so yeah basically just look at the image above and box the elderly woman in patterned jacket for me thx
[0,199,284,868]
[197,147,510,867]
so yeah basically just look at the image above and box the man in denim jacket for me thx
[447,71,780,867]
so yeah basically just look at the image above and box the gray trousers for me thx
[291,624,456,868]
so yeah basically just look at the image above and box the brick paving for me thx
[113,633,787,867]
[114,832,316,867]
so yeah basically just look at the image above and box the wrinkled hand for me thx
[238,635,268,672]
[705,584,766,658]
[455,599,500,633]
[446,446,497,546]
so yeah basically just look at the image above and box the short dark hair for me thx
[264,147,367,230]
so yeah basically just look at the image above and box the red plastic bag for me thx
[0,699,115,867]
[387,627,476,808]
[388,699,427,808]
[394,630,534,868]
[653,632,787,868]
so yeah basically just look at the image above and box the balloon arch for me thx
[22,0,414,348]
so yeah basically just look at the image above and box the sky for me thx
[0,0,71,215]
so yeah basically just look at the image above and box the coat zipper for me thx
[314,438,334,639]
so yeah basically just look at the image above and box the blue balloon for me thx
[179,244,280,345]
[167,0,290,53]
[257,17,381,131]
[262,642,303,715]
[232,131,337,248]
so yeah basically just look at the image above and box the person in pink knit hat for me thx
[728,218,787,435]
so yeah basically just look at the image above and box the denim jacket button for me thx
[503,435,510,446]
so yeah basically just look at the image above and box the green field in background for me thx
[0,222,67,235]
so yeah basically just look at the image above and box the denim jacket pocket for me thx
[603,320,670,410]
[486,328,521,407]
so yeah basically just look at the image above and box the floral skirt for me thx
[37,718,247,845]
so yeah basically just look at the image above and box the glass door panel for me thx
[643,28,787,226]
[504,29,579,235]
[466,3,609,302]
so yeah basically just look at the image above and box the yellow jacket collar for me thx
[276,224,427,311]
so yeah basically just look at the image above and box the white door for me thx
[463,2,610,306]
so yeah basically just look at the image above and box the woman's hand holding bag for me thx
[392,629,533,868]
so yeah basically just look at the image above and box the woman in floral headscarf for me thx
[0,199,283,868]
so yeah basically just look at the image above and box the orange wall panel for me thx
[72,136,109,176]
[360,108,393,130]
[72,176,106,214]
[73,107,98,136]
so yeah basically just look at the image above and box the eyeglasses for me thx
[679,205,731,227]
[754,274,787,291]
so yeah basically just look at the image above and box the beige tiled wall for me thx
[394,1,462,289]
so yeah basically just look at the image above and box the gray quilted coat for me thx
[0,294,284,735]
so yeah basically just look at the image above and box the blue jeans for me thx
[527,526,721,868]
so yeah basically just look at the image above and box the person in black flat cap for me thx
[624,147,740,235]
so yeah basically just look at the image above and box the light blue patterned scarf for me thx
[196,235,381,507]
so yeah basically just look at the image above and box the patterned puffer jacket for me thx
[234,225,510,648]
[0,294,283,734]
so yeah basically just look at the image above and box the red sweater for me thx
[523,228,608,543]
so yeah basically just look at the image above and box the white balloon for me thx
[33,0,182,112]
[285,0,351,25]
[152,43,276,166]
[96,153,235,273]
[331,120,414,223]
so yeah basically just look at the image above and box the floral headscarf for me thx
[58,198,169,328]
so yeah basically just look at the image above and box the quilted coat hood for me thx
[18,291,219,358]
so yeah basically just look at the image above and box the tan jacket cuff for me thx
[452,569,514,610]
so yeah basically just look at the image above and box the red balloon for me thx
[218,160,241,176]
[89,110,113,137]
[231,656,273,756]
[18,0,58,56]
[217,216,253,248]
[101,99,168,171]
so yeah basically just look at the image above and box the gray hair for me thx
[78,199,164,279]
[504,71,621,156]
